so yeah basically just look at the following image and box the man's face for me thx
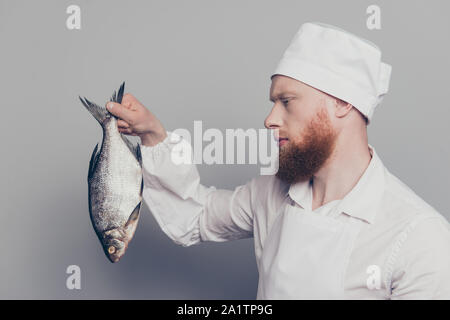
[265,75,337,184]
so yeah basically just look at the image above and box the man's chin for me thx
[275,165,313,184]
[275,142,334,184]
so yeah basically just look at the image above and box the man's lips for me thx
[278,138,288,147]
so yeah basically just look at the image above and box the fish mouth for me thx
[102,229,128,263]
[104,240,127,263]
[106,249,123,263]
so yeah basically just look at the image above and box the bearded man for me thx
[106,22,450,299]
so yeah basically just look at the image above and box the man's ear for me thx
[334,98,353,119]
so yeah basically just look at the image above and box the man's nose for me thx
[264,104,283,129]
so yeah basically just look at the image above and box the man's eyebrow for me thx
[269,91,298,102]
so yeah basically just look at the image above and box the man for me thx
[106,22,450,299]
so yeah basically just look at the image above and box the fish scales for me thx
[90,118,142,232]
[79,82,143,263]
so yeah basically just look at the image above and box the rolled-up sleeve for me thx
[140,131,254,247]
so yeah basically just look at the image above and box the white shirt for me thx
[140,132,450,299]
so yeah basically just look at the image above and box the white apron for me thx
[257,201,363,299]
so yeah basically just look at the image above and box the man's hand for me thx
[106,93,167,147]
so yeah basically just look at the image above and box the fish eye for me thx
[108,246,116,254]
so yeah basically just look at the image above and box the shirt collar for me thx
[287,145,386,224]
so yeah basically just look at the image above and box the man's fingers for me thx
[122,98,132,109]
[122,93,138,105]
[119,127,133,135]
[117,119,130,128]
[106,102,134,123]
[122,93,142,111]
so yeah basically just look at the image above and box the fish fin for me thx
[136,143,142,167]
[138,145,143,196]
[117,81,125,104]
[125,202,141,228]
[88,143,100,180]
[79,96,110,125]
[120,133,137,156]
[120,133,142,164]
[110,82,125,104]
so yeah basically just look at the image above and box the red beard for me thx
[276,108,337,184]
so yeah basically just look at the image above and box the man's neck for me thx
[310,132,372,211]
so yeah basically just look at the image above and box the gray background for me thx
[0,0,449,299]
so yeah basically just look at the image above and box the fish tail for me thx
[110,81,125,104]
[79,81,125,124]
[79,96,110,125]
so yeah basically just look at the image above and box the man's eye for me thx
[281,99,289,106]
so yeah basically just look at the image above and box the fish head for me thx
[101,228,129,263]
[97,203,141,263]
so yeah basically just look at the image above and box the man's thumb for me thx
[106,102,132,122]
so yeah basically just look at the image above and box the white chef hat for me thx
[271,22,392,122]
